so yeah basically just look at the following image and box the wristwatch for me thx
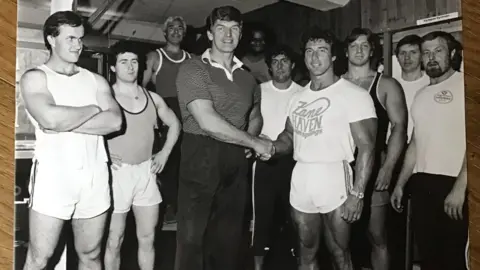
[350,189,364,199]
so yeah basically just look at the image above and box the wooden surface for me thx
[1,0,480,269]
[361,0,463,33]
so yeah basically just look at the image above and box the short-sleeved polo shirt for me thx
[176,49,260,136]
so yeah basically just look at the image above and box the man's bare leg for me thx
[104,212,128,270]
[324,207,353,270]
[291,207,322,270]
[132,204,159,270]
[72,211,108,270]
[368,204,389,270]
[23,210,65,270]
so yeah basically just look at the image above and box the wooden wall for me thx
[242,0,362,54]
[361,0,462,33]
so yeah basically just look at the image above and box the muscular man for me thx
[104,42,181,270]
[392,35,430,142]
[391,31,468,270]
[19,11,122,270]
[241,25,272,83]
[261,28,377,270]
[251,44,302,270]
[342,28,408,270]
[174,6,273,270]
[142,16,191,224]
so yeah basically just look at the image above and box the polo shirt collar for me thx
[201,49,244,81]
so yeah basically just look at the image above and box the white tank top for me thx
[27,65,108,169]
[288,79,377,163]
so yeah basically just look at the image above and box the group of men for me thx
[19,4,467,270]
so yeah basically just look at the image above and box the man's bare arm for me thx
[142,51,158,88]
[382,77,408,171]
[188,99,261,149]
[20,69,101,132]
[151,92,181,156]
[71,74,122,135]
[350,118,377,193]
[453,153,468,193]
[395,131,417,190]
[273,117,294,156]
[247,102,263,136]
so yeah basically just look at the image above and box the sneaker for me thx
[163,205,177,225]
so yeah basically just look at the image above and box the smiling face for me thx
[111,52,139,83]
[207,19,242,53]
[346,34,372,67]
[421,37,453,78]
[250,30,266,53]
[304,39,335,77]
[165,19,185,45]
[48,24,84,63]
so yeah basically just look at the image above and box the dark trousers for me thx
[252,156,296,256]
[410,173,469,270]
[157,96,182,212]
[175,133,248,270]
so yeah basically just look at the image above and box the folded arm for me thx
[350,118,377,193]
[20,69,101,132]
[151,92,181,156]
[71,73,122,135]
[188,99,259,149]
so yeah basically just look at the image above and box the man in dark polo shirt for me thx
[174,6,275,270]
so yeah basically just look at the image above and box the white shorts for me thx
[28,160,110,220]
[111,159,162,214]
[290,161,353,214]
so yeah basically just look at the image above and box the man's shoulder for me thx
[178,56,209,75]
[338,78,368,95]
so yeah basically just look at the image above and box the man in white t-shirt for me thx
[391,31,468,270]
[392,35,430,142]
[251,44,302,270]
[260,28,377,270]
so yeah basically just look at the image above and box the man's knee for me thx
[106,231,125,253]
[76,242,102,262]
[26,244,55,269]
[137,232,155,250]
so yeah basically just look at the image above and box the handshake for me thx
[246,134,276,161]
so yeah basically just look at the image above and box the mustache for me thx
[427,61,440,67]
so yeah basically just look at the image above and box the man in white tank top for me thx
[391,35,430,143]
[391,31,468,270]
[250,45,302,270]
[259,28,377,270]
[19,11,122,270]
[142,16,191,225]
[104,42,181,270]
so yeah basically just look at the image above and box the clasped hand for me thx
[245,134,275,161]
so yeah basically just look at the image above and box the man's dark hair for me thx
[108,41,144,69]
[301,27,338,53]
[395,34,423,56]
[265,44,295,68]
[207,6,242,30]
[344,27,382,69]
[422,31,463,71]
[43,11,84,52]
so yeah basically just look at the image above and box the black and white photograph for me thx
[13,0,468,270]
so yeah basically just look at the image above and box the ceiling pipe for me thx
[88,0,121,26]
